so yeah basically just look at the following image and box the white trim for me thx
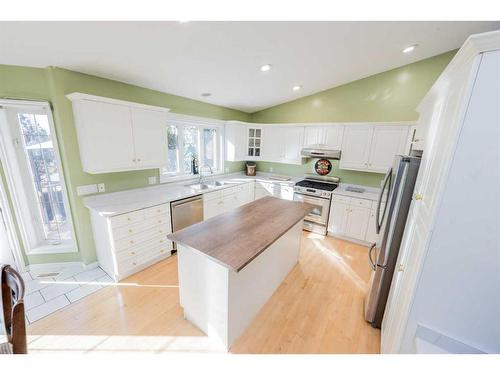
[26,261,99,273]
[247,121,416,127]
[0,100,79,256]
[160,113,226,182]
[0,167,27,271]
[167,112,225,126]
[66,92,170,113]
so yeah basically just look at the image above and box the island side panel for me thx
[177,244,230,350]
[227,221,303,348]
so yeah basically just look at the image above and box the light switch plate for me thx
[76,184,98,196]
[97,183,106,193]
[148,176,157,185]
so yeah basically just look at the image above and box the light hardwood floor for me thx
[28,232,380,354]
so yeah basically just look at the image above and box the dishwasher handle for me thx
[171,195,203,208]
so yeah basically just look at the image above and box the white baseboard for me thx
[27,261,99,273]
[327,231,371,247]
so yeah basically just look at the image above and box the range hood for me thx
[301,146,341,160]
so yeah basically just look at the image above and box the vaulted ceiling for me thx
[1,21,499,112]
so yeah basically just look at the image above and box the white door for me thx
[262,126,282,162]
[283,127,304,164]
[0,208,16,266]
[225,122,247,161]
[345,206,370,240]
[365,210,378,244]
[323,126,344,149]
[368,125,409,173]
[339,125,373,171]
[303,126,322,146]
[203,199,224,220]
[79,100,135,172]
[131,107,168,168]
[328,201,349,235]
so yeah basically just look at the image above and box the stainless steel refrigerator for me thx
[364,155,421,328]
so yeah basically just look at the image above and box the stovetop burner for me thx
[295,179,338,192]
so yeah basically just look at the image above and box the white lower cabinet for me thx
[328,194,379,244]
[203,182,254,220]
[345,206,371,240]
[90,203,173,281]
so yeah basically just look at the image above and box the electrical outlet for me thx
[97,183,106,193]
[269,167,274,173]
[76,184,98,196]
[148,176,157,185]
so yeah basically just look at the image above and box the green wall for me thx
[0,50,455,266]
[0,64,250,265]
[250,50,456,185]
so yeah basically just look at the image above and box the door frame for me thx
[0,98,78,258]
[0,163,26,271]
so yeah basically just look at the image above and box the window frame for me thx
[160,114,225,183]
[0,100,78,255]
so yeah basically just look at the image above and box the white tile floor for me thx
[20,265,113,324]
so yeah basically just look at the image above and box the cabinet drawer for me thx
[115,226,170,252]
[115,235,169,262]
[204,190,223,201]
[143,203,170,219]
[110,210,144,228]
[350,197,372,208]
[332,195,351,205]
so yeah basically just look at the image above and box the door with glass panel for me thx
[1,104,76,254]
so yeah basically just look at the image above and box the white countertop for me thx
[333,183,382,201]
[83,172,300,217]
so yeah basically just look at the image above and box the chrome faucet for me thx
[198,165,213,185]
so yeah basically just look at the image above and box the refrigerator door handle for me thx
[376,168,392,234]
[368,243,377,271]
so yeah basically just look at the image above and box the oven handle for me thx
[293,193,328,205]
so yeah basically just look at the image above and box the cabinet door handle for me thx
[132,159,136,162]
[368,243,377,271]
[130,240,134,244]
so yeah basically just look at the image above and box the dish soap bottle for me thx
[192,155,199,175]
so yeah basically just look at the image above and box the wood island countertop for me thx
[167,196,313,272]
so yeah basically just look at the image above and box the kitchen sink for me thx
[186,183,212,190]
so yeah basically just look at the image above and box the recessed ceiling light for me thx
[403,44,418,53]
[292,85,302,91]
[201,92,211,97]
[260,64,272,72]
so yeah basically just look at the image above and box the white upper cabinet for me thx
[339,125,373,170]
[304,125,344,149]
[246,126,263,160]
[130,107,168,168]
[67,93,170,174]
[262,125,282,162]
[368,125,409,172]
[225,121,248,161]
[282,126,304,164]
[340,124,410,173]
[75,99,136,172]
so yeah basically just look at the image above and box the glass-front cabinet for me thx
[247,127,262,159]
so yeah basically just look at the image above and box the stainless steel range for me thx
[293,176,339,235]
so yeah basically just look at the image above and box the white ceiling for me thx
[1,21,499,113]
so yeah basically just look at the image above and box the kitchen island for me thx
[168,196,312,350]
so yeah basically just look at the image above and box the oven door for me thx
[293,193,330,224]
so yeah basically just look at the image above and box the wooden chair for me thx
[1,265,27,354]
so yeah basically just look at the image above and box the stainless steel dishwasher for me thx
[170,195,204,250]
